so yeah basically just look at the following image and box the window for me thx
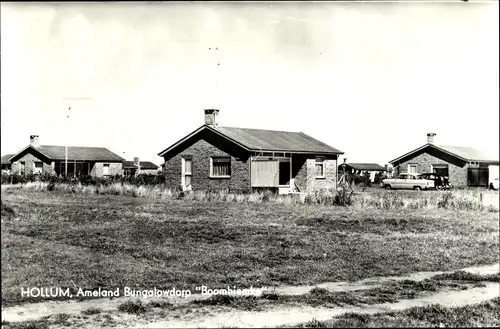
[210,157,231,177]
[33,162,43,174]
[432,164,449,177]
[408,164,417,174]
[468,161,479,167]
[182,157,193,190]
[103,164,110,176]
[20,162,25,175]
[315,157,325,178]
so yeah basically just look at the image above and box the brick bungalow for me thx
[123,157,160,176]
[8,135,124,177]
[1,154,14,174]
[158,109,344,194]
[389,133,499,188]
[338,163,386,182]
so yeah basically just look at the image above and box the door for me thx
[403,174,413,189]
[393,173,405,189]
[251,159,279,187]
[468,167,488,186]
[278,160,291,186]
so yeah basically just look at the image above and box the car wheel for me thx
[414,186,421,191]
[384,185,391,190]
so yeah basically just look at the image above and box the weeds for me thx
[192,294,260,310]
[117,300,147,314]
[147,300,174,309]
[430,271,500,283]
[81,307,102,315]
[2,182,497,212]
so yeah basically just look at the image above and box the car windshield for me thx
[414,175,422,179]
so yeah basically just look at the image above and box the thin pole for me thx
[62,97,93,176]
[65,106,71,175]
[209,47,220,108]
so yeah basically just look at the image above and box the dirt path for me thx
[2,262,498,325]
[132,283,500,329]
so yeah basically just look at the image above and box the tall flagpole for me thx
[62,97,93,176]
[65,106,71,175]
[208,47,220,109]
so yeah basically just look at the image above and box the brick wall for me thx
[162,135,251,193]
[10,153,54,175]
[305,158,338,191]
[90,162,123,177]
[291,155,338,192]
[397,153,467,187]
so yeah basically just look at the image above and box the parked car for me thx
[490,177,499,190]
[381,173,435,190]
[420,173,452,190]
[489,165,499,190]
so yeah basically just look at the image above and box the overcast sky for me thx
[1,1,498,165]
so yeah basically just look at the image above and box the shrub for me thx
[373,172,385,185]
[147,300,173,309]
[117,300,147,314]
[334,188,354,206]
[81,307,102,315]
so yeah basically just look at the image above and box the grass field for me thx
[1,187,498,307]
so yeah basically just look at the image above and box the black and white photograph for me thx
[1,0,499,328]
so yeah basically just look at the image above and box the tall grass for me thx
[1,182,498,212]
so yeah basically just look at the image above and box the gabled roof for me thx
[389,143,498,165]
[9,145,124,162]
[158,125,343,157]
[435,145,498,162]
[123,161,159,170]
[1,154,14,165]
[340,163,385,171]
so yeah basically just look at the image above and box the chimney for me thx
[30,135,40,148]
[427,133,436,144]
[204,109,219,126]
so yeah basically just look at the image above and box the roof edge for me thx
[9,145,52,162]
[389,143,468,165]
[157,125,252,158]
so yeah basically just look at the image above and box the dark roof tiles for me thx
[214,126,343,154]
[11,145,124,162]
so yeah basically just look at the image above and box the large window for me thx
[210,157,231,178]
[432,164,449,177]
[33,162,43,174]
[408,164,418,174]
[315,157,325,178]
[103,164,110,176]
